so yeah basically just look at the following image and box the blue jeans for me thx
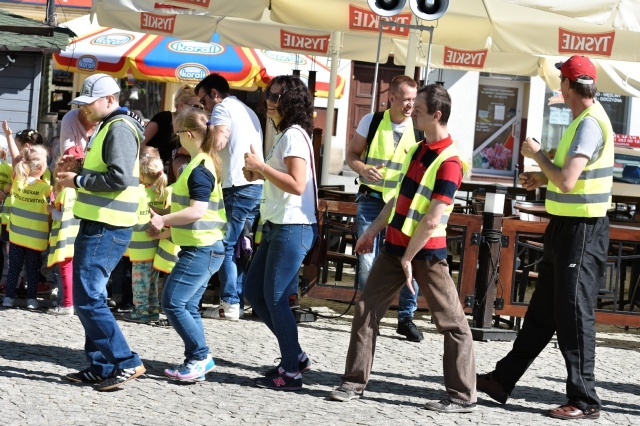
[219,184,262,306]
[73,220,141,377]
[245,222,317,373]
[356,194,418,321]
[162,241,224,361]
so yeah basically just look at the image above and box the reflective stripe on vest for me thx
[73,118,141,226]
[47,188,79,266]
[390,143,468,238]
[153,236,180,273]
[360,110,417,195]
[546,102,614,217]
[129,185,167,262]
[9,180,51,251]
[170,152,226,246]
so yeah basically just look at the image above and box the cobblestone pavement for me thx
[1,297,639,425]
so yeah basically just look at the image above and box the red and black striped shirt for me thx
[385,135,463,260]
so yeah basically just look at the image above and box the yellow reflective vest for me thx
[546,102,614,218]
[388,143,468,239]
[153,236,180,273]
[360,110,418,196]
[8,179,51,251]
[73,118,141,227]
[47,187,79,266]
[128,185,169,262]
[0,161,12,226]
[170,152,226,247]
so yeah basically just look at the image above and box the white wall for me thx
[427,69,479,172]
[630,97,640,137]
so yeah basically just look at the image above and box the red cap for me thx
[64,145,85,160]
[555,55,596,84]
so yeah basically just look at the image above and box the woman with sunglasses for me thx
[243,75,318,391]
[142,84,203,183]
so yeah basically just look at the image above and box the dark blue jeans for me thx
[219,184,262,306]
[162,242,225,361]
[245,222,317,373]
[73,220,141,377]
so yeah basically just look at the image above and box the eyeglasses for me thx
[190,104,204,110]
[199,93,210,106]
[175,130,190,136]
[264,89,281,103]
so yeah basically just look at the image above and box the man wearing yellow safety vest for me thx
[346,75,423,342]
[56,74,146,392]
[330,84,477,413]
[477,56,611,421]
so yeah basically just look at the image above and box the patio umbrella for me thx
[53,15,265,88]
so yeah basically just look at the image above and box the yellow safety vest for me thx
[0,161,12,225]
[170,152,226,246]
[73,118,141,227]
[47,187,79,266]
[8,179,51,251]
[388,143,468,238]
[360,110,417,195]
[546,102,614,217]
[128,185,169,262]
[153,236,180,273]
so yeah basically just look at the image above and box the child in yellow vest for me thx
[0,147,11,293]
[122,147,169,324]
[47,146,84,315]
[1,145,51,309]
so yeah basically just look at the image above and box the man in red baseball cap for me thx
[477,54,612,420]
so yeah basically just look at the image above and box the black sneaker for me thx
[288,294,300,310]
[396,319,424,342]
[263,354,312,377]
[424,398,477,413]
[94,364,146,391]
[254,369,302,391]
[66,368,105,383]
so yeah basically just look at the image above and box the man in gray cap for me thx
[477,55,612,420]
[57,73,146,391]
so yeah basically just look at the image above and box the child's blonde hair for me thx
[15,145,48,187]
[139,146,167,198]
[173,108,222,182]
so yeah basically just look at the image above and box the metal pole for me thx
[403,16,418,78]
[45,0,55,25]
[370,23,384,114]
[321,31,341,185]
[422,26,434,83]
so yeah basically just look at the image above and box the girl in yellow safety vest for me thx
[1,145,51,309]
[0,147,11,294]
[47,146,84,316]
[122,147,169,324]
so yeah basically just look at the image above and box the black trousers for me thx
[495,215,608,410]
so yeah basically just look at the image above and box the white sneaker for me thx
[26,298,39,310]
[2,296,14,308]
[49,305,74,316]
[202,301,240,320]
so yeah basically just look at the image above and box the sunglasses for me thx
[199,93,210,106]
[190,104,204,110]
[264,89,281,103]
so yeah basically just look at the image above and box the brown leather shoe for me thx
[476,372,509,404]
[548,403,600,420]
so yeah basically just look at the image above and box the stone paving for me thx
[1,296,639,426]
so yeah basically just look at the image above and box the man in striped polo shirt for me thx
[329,84,476,413]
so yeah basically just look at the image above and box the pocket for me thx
[300,224,314,252]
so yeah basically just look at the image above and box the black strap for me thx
[363,111,385,165]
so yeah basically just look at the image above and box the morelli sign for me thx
[558,28,615,57]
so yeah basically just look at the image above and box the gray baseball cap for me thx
[70,74,120,105]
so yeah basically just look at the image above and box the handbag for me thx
[297,127,326,267]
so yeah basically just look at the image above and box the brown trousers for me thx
[340,248,477,404]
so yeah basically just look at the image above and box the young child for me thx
[47,146,83,315]
[0,147,11,292]
[3,122,51,184]
[122,147,169,324]
[2,145,51,309]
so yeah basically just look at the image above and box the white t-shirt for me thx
[356,112,409,147]
[261,125,316,224]
[59,109,92,155]
[210,96,264,188]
